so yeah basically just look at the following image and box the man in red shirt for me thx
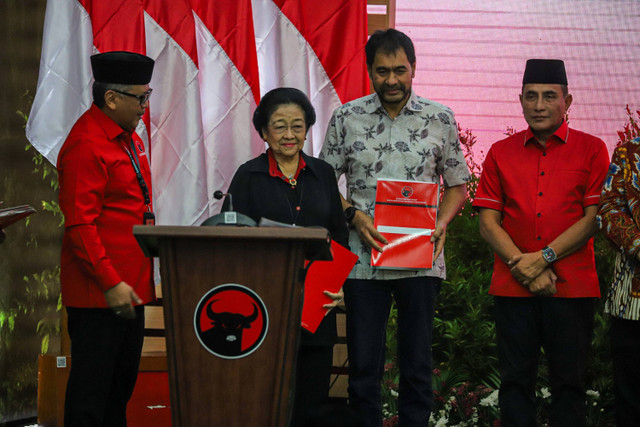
[57,51,155,426]
[473,59,609,426]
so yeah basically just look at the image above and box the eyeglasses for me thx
[112,89,153,106]
[269,124,306,135]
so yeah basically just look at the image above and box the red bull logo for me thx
[193,284,268,359]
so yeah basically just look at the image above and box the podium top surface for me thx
[133,225,331,259]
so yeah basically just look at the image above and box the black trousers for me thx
[290,310,337,427]
[610,317,640,427]
[64,306,145,427]
[494,297,595,427]
[290,343,335,427]
[344,277,440,427]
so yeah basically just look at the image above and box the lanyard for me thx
[123,139,152,211]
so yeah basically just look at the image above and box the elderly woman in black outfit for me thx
[223,87,350,426]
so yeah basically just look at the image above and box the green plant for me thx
[433,175,497,386]
[20,111,63,352]
[0,110,63,422]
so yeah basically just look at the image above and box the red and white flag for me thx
[26,0,368,224]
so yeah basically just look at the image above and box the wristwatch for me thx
[541,246,557,263]
[344,206,358,223]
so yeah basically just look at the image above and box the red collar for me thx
[523,120,569,146]
[89,104,134,142]
[267,149,306,186]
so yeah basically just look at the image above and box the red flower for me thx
[383,415,399,427]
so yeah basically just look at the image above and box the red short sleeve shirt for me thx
[473,121,610,297]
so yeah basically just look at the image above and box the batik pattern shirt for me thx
[320,91,470,280]
[597,137,640,317]
[598,138,640,258]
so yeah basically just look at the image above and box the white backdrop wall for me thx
[396,0,640,159]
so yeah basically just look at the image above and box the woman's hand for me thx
[323,289,344,309]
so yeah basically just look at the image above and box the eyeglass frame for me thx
[268,123,307,135]
[111,88,153,106]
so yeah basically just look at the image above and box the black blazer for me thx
[223,151,349,345]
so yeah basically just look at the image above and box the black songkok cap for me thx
[522,59,568,86]
[91,51,154,85]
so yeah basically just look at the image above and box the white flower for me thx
[390,389,399,397]
[586,389,600,399]
[480,389,499,407]
[539,387,551,399]
[434,416,449,427]
[471,409,479,424]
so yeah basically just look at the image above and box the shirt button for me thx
[537,213,541,217]
[537,236,541,240]
[539,192,543,196]
[543,152,547,157]
[540,171,545,176]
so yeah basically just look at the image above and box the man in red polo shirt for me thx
[473,59,609,426]
[57,51,155,426]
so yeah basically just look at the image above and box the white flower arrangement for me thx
[433,415,449,427]
[538,387,551,399]
[479,389,499,407]
[586,389,600,399]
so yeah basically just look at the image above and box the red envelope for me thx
[371,179,439,270]
[302,240,357,333]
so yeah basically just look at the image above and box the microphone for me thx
[214,190,233,211]
[201,190,257,227]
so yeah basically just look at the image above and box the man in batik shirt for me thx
[320,29,469,427]
[597,136,640,426]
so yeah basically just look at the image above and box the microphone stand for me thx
[201,191,257,227]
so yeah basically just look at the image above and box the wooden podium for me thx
[133,225,330,427]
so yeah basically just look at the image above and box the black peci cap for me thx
[522,59,568,86]
[91,51,154,85]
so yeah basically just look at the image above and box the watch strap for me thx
[344,206,357,223]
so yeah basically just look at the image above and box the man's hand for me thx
[509,251,548,285]
[323,289,344,309]
[431,221,447,260]
[104,281,142,319]
[431,184,466,261]
[352,210,387,252]
[527,268,558,297]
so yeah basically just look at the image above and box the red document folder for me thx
[302,240,358,333]
[371,179,439,269]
